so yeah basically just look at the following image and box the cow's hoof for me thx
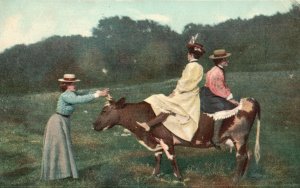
[178,176,183,182]
[155,173,161,177]
[211,141,221,150]
[232,176,240,185]
[174,173,183,181]
[152,173,162,178]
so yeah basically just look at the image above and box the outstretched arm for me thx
[62,88,109,104]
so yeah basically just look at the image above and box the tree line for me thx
[0,4,299,94]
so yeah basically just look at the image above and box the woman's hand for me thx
[168,91,175,98]
[229,99,239,106]
[94,88,110,98]
[100,88,110,97]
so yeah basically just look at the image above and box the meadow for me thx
[0,70,299,187]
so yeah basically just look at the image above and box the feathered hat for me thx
[186,33,205,55]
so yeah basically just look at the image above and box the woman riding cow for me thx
[137,34,205,142]
[200,49,239,148]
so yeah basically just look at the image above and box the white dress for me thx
[145,61,203,141]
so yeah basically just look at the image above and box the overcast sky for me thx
[0,0,297,53]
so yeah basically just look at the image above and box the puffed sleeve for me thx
[62,91,95,104]
[174,63,203,94]
[209,69,231,98]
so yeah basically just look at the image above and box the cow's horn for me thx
[106,94,113,101]
[104,94,113,106]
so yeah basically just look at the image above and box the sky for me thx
[0,0,297,53]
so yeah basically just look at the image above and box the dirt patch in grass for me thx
[17,156,36,166]
[73,133,106,150]
[115,150,150,160]
[128,163,152,177]
[184,172,235,187]
[263,152,292,182]
[0,108,29,125]
[0,167,35,178]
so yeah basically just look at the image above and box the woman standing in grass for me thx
[41,74,109,181]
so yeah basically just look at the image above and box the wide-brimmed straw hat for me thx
[58,74,80,82]
[209,49,231,59]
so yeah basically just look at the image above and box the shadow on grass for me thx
[124,147,268,186]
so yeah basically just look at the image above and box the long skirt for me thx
[41,113,78,180]
[200,87,236,114]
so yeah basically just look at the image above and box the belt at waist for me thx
[56,112,70,118]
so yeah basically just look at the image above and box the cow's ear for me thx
[109,99,115,106]
[116,97,126,109]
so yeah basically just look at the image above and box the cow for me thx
[93,97,261,184]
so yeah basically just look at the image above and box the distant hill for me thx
[0,4,299,94]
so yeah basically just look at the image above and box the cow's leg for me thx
[152,151,163,177]
[159,139,182,180]
[168,145,182,180]
[233,140,248,184]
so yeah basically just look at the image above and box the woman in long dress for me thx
[41,74,109,180]
[137,37,205,142]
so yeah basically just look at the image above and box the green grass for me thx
[0,70,299,187]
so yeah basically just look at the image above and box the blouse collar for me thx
[217,65,224,70]
[189,58,198,63]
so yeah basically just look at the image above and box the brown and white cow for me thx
[93,97,261,184]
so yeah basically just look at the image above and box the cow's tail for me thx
[254,99,261,164]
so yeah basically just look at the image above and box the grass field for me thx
[0,70,299,187]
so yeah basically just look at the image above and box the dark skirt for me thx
[200,87,236,114]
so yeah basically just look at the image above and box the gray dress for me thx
[41,91,95,180]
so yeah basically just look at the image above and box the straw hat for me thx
[209,49,231,59]
[58,74,80,82]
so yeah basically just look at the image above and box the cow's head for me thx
[93,97,126,131]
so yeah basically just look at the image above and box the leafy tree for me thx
[0,6,299,93]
